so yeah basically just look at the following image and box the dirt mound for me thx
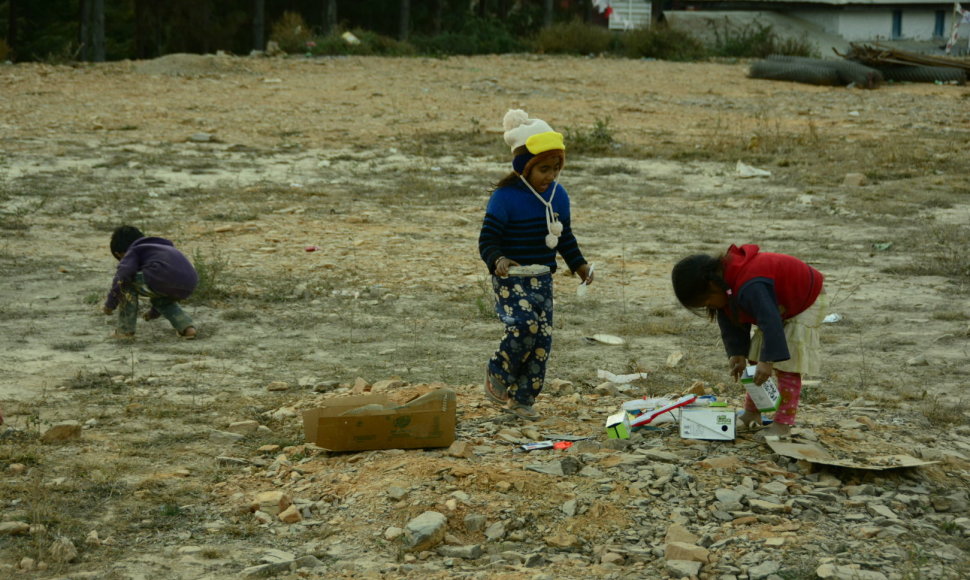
[133,52,254,77]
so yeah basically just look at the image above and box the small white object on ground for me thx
[736,160,771,178]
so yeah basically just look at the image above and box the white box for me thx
[679,407,736,440]
[740,366,781,412]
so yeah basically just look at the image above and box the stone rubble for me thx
[143,381,970,579]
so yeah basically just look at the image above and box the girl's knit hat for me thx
[502,109,565,175]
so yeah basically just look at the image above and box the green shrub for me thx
[270,11,313,54]
[311,29,415,56]
[708,20,815,58]
[621,24,706,61]
[0,38,10,62]
[191,248,230,303]
[535,21,615,55]
[410,16,524,55]
[564,117,616,155]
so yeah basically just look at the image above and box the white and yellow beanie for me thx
[502,109,565,175]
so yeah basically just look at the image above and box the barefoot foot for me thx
[178,327,197,340]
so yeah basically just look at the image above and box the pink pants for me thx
[744,370,802,426]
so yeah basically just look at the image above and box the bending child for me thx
[103,225,199,339]
[671,244,826,437]
[478,109,593,421]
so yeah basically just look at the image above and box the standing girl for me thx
[479,109,593,420]
[671,244,826,437]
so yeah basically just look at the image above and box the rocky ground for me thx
[0,53,969,579]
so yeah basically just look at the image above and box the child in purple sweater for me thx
[103,226,199,339]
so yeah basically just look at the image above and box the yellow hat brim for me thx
[525,131,565,155]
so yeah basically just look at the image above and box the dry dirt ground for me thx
[1,53,969,579]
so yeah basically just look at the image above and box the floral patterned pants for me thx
[487,272,554,406]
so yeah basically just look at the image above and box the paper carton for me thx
[605,411,630,439]
[680,407,736,440]
[302,389,456,452]
[740,366,781,412]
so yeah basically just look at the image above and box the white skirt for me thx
[748,291,827,376]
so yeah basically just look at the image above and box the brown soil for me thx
[0,53,968,579]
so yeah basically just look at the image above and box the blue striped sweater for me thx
[479,181,586,274]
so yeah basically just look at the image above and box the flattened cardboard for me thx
[302,389,456,452]
[765,439,938,471]
[680,407,736,440]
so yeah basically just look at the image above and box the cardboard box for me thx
[302,389,456,452]
[740,366,781,412]
[605,411,630,439]
[679,407,736,440]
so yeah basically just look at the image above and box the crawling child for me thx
[103,225,199,339]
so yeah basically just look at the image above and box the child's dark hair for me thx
[494,171,521,190]
[110,225,144,257]
[671,253,730,320]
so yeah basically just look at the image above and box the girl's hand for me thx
[494,256,519,277]
[103,306,114,315]
[754,361,774,385]
[729,356,747,381]
[576,263,594,284]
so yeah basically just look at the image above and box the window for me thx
[892,10,902,39]
[934,10,946,38]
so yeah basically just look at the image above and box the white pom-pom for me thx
[503,109,530,131]
[545,233,558,249]
[549,221,563,236]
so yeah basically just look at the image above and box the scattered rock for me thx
[446,440,474,458]
[666,351,685,367]
[250,491,292,516]
[843,172,868,187]
[41,421,82,443]
[0,521,30,535]
[227,420,260,435]
[278,504,302,523]
[665,559,702,578]
[403,511,447,552]
[664,541,709,563]
[48,537,78,563]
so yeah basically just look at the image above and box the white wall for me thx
[838,11,896,40]
[792,8,951,41]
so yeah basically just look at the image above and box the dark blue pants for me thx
[487,272,554,405]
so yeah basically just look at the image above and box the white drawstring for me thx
[518,174,563,249]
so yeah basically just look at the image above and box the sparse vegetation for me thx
[707,19,816,58]
[535,21,615,55]
[191,248,231,303]
[621,24,707,61]
[564,117,617,155]
[269,11,314,54]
